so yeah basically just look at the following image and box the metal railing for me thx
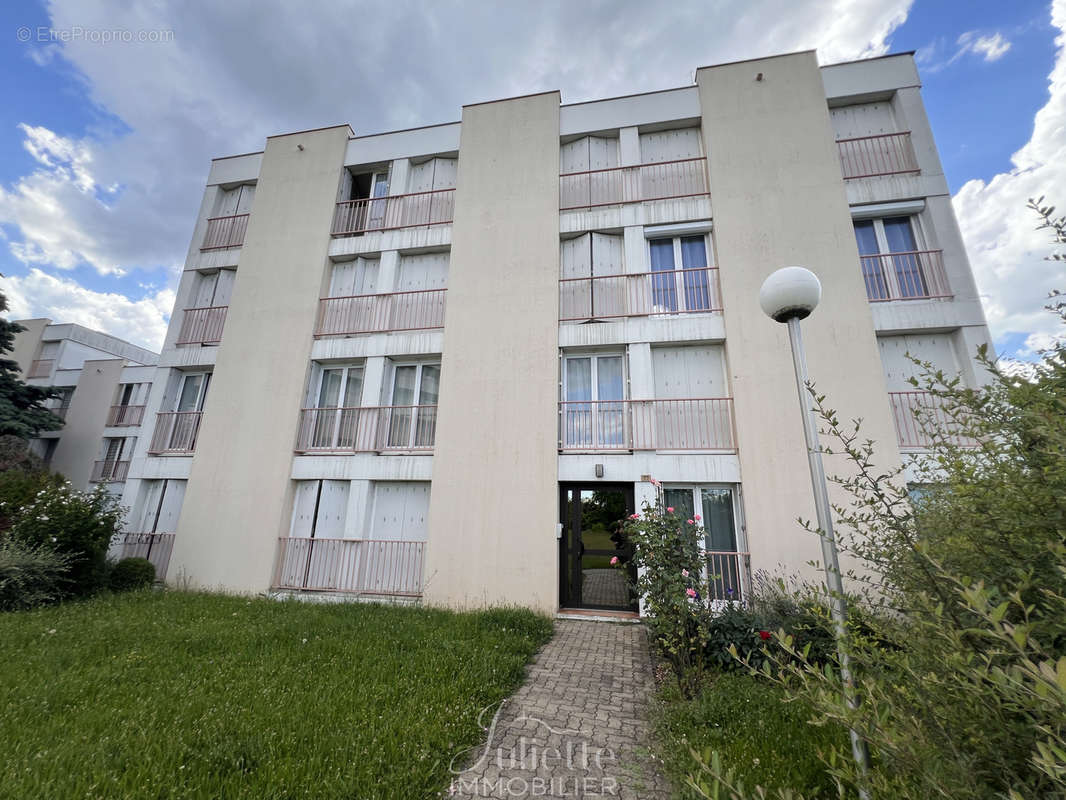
[273,537,425,596]
[148,411,203,454]
[706,550,751,603]
[90,460,129,483]
[112,532,175,580]
[837,132,920,179]
[315,289,446,337]
[860,250,951,302]
[560,267,721,320]
[331,188,455,236]
[889,391,978,450]
[201,213,249,250]
[559,157,709,210]
[295,405,437,452]
[176,306,228,345]
[27,359,54,379]
[107,404,145,427]
[559,398,735,452]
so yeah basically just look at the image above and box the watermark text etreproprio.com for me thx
[16,26,174,44]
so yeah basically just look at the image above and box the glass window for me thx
[563,354,626,449]
[649,239,677,311]
[663,485,744,601]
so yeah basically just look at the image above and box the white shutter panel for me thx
[431,158,458,190]
[155,480,186,533]
[314,480,350,539]
[406,160,435,193]
[560,234,592,320]
[591,233,625,318]
[289,481,320,538]
[216,187,241,215]
[191,272,219,308]
[213,269,236,306]
[235,185,255,213]
[397,253,449,291]
[136,481,164,532]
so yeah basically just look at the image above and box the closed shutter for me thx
[830,102,897,139]
[154,480,186,533]
[329,257,379,297]
[878,334,960,391]
[560,234,592,320]
[397,252,449,291]
[639,128,702,163]
[371,482,431,541]
[653,345,725,398]
[191,272,219,308]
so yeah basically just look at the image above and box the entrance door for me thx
[559,484,637,611]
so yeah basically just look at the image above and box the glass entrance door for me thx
[559,484,637,611]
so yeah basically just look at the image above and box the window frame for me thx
[646,233,714,314]
[853,215,930,300]
[661,483,748,602]
[561,350,628,449]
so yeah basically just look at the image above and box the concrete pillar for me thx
[424,91,561,613]
[170,125,352,592]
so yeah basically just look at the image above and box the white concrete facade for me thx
[96,51,993,612]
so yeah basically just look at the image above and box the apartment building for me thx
[99,49,989,614]
[13,320,158,494]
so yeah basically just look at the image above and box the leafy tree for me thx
[0,292,62,438]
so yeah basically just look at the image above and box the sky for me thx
[0,0,1062,361]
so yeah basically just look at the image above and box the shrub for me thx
[108,557,156,592]
[0,468,62,532]
[0,538,71,611]
[8,482,124,597]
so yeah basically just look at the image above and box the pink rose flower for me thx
[686,588,697,598]
[681,569,689,578]
[610,556,619,565]
[687,519,694,525]
[666,507,674,513]
[694,515,701,522]
[628,513,640,520]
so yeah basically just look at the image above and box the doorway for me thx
[559,483,637,611]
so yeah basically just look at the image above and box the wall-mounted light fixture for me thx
[594,463,604,478]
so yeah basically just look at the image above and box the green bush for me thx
[0,538,71,611]
[7,482,124,597]
[656,672,842,798]
[0,468,62,532]
[108,557,156,592]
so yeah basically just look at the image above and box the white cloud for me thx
[0,269,173,352]
[957,30,1012,62]
[953,1,1066,360]
[4,0,913,347]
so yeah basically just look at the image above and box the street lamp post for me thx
[758,267,871,786]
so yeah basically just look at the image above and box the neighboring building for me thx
[78,49,985,614]
[14,320,158,493]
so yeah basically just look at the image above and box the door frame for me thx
[558,482,637,611]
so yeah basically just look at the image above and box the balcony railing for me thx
[107,404,145,427]
[295,405,437,453]
[837,132,919,179]
[27,359,54,379]
[90,460,129,483]
[148,411,203,454]
[200,213,249,250]
[112,532,175,580]
[273,537,425,597]
[560,267,721,321]
[331,188,455,236]
[861,250,951,302]
[559,157,709,210]
[706,550,751,603]
[315,289,447,337]
[559,398,735,452]
[889,391,978,450]
[176,306,228,345]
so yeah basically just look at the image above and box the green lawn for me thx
[0,591,553,799]
[654,672,843,797]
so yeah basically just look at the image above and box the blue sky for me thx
[0,0,1062,358]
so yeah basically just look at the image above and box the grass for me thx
[654,672,843,797]
[0,590,553,799]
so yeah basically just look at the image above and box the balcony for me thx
[559,157,709,211]
[112,532,174,580]
[315,289,447,337]
[272,537,425,597]
[558,398,736,452]
[107,404,145,427]
[861,250,951,302]
[331,189,455,236]
[295,406,437,453]
[90,460,129,483]
[27,359,54,379]
[176,306,228,345]
[837,132,919,180]
[148,411,202,455]
[560,267,721,321]
[889,391,978,450]
[200,213,249,250]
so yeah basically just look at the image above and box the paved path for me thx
[450,620,672,799]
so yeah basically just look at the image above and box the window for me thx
[308,365,364,449]
[387,362,439,448]
[176,373,210,413]
[663,485,746,601]
[562,353,626,448]
[853,216,928,299]
[648,235,713,313]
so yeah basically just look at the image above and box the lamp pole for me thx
[759,267,871,790]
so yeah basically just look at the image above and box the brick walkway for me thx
[449,620,671,799]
